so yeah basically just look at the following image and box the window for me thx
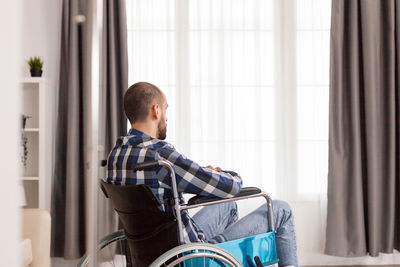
[126,0,331,199]
[296,0,331,196]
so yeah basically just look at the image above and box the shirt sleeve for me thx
[157,144,242,198]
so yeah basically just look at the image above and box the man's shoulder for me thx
[114,134,175,151]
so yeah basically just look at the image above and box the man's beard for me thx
[157,120,167,140]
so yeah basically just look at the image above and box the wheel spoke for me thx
[78,233,242,267]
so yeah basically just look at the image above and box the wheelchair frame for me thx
[153,160,276,244]
[77,159,278,267]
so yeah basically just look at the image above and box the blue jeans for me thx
[191,200,298,267]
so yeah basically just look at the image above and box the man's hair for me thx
[124,82,163,124]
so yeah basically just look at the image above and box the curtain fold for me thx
[98,0,128,246]
[51,0,89,259]
[51,0,128,259]
[326,0,400,257]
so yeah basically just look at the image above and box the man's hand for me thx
[205,165,222,171]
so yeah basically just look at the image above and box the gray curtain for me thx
[51,0,89,258]
[97,0,128,247]
[51,0,128,259]
[326,0,400,257]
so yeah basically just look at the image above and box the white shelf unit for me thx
[24,128,40,132]
[21,77,52,212]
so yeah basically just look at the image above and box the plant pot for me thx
[30,69,43,77]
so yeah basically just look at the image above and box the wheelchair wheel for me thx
[77,230,131,267]
[150,243,243,267]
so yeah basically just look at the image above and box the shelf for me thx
[22,177,39,181]
[22,77,46,84]
[21,81,39,128]
[22,180,39,208]
[23,128,39,132]
[20,77,51,211]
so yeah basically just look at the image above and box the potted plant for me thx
[27,56,44,77]
[21,133,28,167]
[21,114,31,167]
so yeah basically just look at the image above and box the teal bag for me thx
[183,232,278,267]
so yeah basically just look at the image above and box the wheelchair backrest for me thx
[100,181,180,266]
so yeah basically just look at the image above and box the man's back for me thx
[106,128,243,242]
[106,128,174,207]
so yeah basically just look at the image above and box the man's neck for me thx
[131,123,157,139]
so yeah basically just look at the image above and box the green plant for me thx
[27,56,44,70]
[21,114,31,167]
[21,133,28,167]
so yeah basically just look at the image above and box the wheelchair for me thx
[77,159,279,267]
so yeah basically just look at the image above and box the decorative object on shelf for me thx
[22,114,31,129]
[21,114,31,167]
[27,56,44,77]
[21,134,28,167]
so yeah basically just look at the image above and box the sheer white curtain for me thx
[126,0,331,264]
[296,0,330,198]
[188,0,276,195]
[294,1,331,264]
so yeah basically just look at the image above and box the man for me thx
[107,82,298,267]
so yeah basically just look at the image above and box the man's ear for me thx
[151,103,160,119]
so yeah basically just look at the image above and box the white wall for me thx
[22,0,61,209]
[22,0,64,265]
[22,0,62,87]
[0,0,23,266]
[22,0,61,184]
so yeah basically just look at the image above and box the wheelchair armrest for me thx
[187,187,261,205]
[132,160,161,171]
[100,160,162,171]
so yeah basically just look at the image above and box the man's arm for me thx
[158,145,242,198]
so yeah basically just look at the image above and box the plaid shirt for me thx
[106,128,243,243]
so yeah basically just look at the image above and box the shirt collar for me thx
[128,128,152,139]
